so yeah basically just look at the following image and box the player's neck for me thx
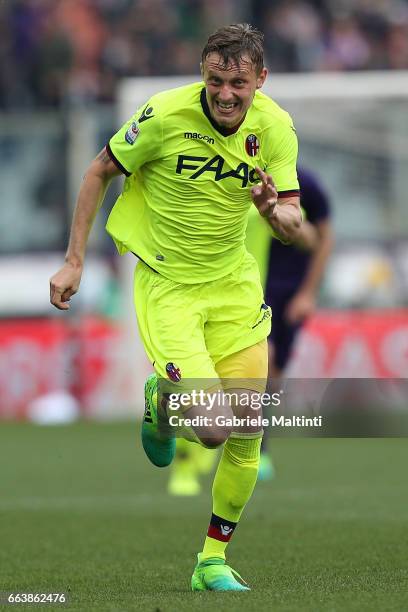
[200,88,245,136]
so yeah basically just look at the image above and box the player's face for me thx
[201,53,267,128]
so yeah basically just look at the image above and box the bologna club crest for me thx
[166,362,182,382]
[245,134,260,157]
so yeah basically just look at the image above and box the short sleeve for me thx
[264,117,299,194]
[107,100,163,176]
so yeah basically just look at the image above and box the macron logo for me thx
[184,132,214,145]
[220,525,233,536]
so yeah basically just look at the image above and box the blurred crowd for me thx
[1,0,408,109]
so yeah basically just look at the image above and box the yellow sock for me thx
[201,434,261,560]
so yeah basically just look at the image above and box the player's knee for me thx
[199,427,231,449]
[199,434,227,449]
[199,438,217,449]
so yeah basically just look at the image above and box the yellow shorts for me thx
[134,252,271,388]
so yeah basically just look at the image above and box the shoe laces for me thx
[199,557,248,586]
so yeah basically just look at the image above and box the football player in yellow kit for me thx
[50,23,301,591]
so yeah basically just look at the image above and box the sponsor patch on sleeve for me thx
[125,121,140,145]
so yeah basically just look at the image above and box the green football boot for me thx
[191,554,250,592]
[258,452,275,481]
[141,373,175,468]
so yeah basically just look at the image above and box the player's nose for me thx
[217,83,234,102]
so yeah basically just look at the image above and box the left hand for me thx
[284,291,316,324]
[250,167,278,218]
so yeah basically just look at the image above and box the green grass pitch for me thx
[0,422,407,611]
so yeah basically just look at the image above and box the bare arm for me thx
[250,167,301,243]
[285,219,334,324]
[49,147,122,310]
[292,219,319,251]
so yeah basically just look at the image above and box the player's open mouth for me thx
[215,101,238,114]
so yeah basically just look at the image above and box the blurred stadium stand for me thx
[1,0,408,109]
[0,0,407,419]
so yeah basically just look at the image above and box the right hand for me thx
[49,262,83,310]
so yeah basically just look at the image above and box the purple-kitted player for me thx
[255,167,333,478]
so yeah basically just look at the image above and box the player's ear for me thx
[256,67,268,89]
[200,62,204,78]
